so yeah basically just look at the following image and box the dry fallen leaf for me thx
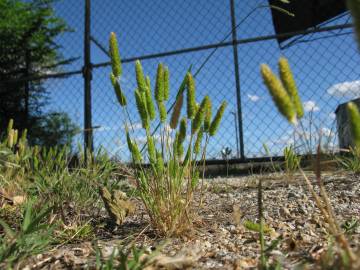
[99,187,135,225]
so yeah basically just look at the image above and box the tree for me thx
[29,112,80,148]
[0,0,78,147]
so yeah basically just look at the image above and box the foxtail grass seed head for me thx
[7,119,13,135]
[176,132,184,158]
[7,129,14,148]
[109,32,122,77]
[110,73,127,106]
[163,66,170,101]
[347,102,360,148]
[348,0,360,50]
[145,85,156,120]
[192,96,209,135]
[177,142,184,158]
[20,129,27,143]
[170,94,184,129]
[178,117,187,144]
[260,64,297,125]
[204,99,212,132]
[278,57,304,119]
[126,130,133,152]
[135,60,147,93]
[186,72,196,119]
[13,129,18,145]
[147,135,156,163]
[155,63,164,103]
[194,127,204,155]
[158,101,167,123]
[146,75,151,90]
[131,140,142,163]
[209,101,227,136]
[135,89,149,129]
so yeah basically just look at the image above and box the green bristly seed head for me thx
[194,127,204,155]
[170,93,184,129]
[178,117,187,144]
[146,75,151,89]
[204,98,212,132]
[347,102,360,149]
[147,134,156,163]
[186,72,196,119]
[110,73,127,106]
[260,64,297,125]
[131,140,142,163]
[163,66,170,101]
[278,57,304,119]
[209,101,227,136]
[20,129,27,143]
[135,89,149,129]
[348,0,360,50]
[145,85,156,120]
[192,96,209,135]
[7,129,14,148]
[13,129,18,145]
[155,63,164,103]
[135,60,147,93]
[126,130,133,152]
[176,133,184,158]
[158,101,167,123]
[7,119,13,135]
[109,32,122,77]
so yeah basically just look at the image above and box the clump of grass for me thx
[338,103,360,174]
[283,145,301,177]
[0,119,124,266]
[0,201,54,267]
[109,32,226,236]
[261,58,358,268]
[95,242,159,270]
[337,146,360,174]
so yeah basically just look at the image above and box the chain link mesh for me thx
[8,0,359,161]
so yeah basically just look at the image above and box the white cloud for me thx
[122,122,143,131]
[329,112,336,120]
[320,127,334,138]
[267,134,294,146]
[327,80,360,98]
[247,94,260,102]
[303,100,320,112]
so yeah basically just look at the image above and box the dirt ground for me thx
[22,171,360,269]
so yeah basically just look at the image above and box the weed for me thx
[0,201,53,267]
[221,146,232,177]
[108,33,226,236]
[261,57,358,267]
[283,145,301,176]
[337,147,360,174]
[0,119,123,266]
[341,217,359,235]
[95,242,160,270]
[253,179,283,270]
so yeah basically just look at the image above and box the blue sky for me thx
[42,0,360,160]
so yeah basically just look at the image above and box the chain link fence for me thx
[2,0,359,162]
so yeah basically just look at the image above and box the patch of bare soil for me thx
[23,172,360,269]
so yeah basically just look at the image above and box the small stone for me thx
[280,206,291,217]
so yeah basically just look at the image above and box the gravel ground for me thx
[22,171,360,269]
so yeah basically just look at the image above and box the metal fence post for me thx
[229,0,245,160]
[83,0,93,155]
